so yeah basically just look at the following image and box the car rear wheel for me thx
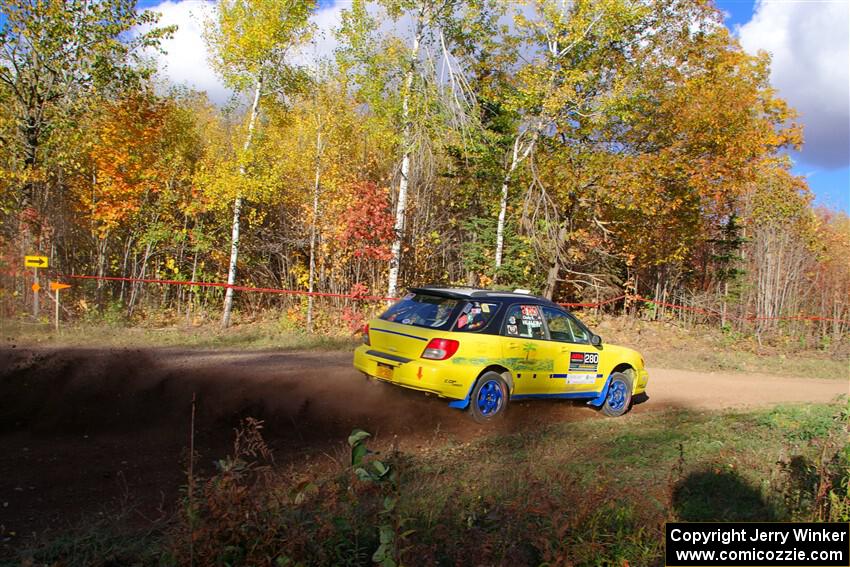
[469,372,508,423]
[600,372,633,417]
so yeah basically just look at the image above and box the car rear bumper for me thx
[353,345,468,400]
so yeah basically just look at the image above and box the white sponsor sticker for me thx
[566,373,597,384]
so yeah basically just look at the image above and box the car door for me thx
[541,307,602,394]
[501,303,559,395]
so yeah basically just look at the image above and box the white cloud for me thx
[303,2,346,63]
[141,0,348,105]
[738,0,850,169]
[142,0,231,104]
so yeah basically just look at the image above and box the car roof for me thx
[408,286,560,307]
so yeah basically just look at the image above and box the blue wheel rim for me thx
[476,380,503,416]
[606,379,628,411]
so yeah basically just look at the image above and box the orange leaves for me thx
[745,165,813,229]
[77,94,173,237]
[811,209,850,298]
[338,181,395,261]
[587,21,808,276]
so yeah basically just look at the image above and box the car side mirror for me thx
[590,334,602,347]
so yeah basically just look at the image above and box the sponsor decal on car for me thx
[566,373,596,384]
[569,352,598,372]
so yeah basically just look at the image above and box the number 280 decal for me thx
[569,351,599,371]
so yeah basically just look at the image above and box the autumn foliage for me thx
[0,0,846,347]
[340,182,395,261]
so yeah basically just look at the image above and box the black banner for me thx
[666,522,850,566]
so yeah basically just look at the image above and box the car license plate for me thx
[375,363,393,380]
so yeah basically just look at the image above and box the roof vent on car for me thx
[513,288,531,294]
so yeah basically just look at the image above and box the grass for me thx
[13,401,849,566]
[0,315,361,352]
[3,517,165,567]
[646,348,848,379]
[592,315,849,379]
[3,310,848,379]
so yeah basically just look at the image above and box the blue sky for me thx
[716,0,849,212]
[138,0,849,212]
[716,0,757,25]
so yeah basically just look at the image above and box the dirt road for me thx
[0,347,846,552]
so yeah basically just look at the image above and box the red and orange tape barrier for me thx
[64,274,395,302]
[53,274,848,325]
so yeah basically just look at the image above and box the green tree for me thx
[488,0,651,286]
[0,0,173,209]
[337,0,499,298]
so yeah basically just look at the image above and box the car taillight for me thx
[421,338,459,360]
[363,323,370,345]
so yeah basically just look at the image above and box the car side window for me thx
[542,307,590,344]
[565,314,590,344]
[503,304,546,340]
[541,307,573,342]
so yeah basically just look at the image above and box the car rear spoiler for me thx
[407,287,471,299]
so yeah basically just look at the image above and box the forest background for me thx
[1,0,848,351]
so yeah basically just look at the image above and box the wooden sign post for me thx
[49,282,71,331]
[25,255,48,319]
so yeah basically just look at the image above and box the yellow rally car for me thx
[353,287,649,422]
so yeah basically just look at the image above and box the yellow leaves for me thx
[746,165,813,231]
[164,257,181,275]
[246,208,267,229]
[206,0,315,91]
[291,263,310,289]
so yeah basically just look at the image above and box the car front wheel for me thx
[469,372,508,423]
[600,372,633,417]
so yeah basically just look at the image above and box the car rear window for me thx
[454,301,500,332]
[380,293,459,329]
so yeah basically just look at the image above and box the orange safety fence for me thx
[630,295,850,325]
[558,295,626,308]
[43,274,849,325]
[61,274,395,302]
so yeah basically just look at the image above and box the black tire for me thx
[468,371,509,423]
[600,372,633,417]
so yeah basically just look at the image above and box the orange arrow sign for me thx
[50,282,71,291]
[31,282,41,293]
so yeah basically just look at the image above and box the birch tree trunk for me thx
[495,19,600,274]
[495,131,538,272]
[494,140,519,271]
[386,14,423,301]
[221,75,263,328]
[118,235,133,303]
[496,129,539,270]
[95,232,108,308]
[187,248,198,323]
[306,126,323,333]
[128,240,153,317]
